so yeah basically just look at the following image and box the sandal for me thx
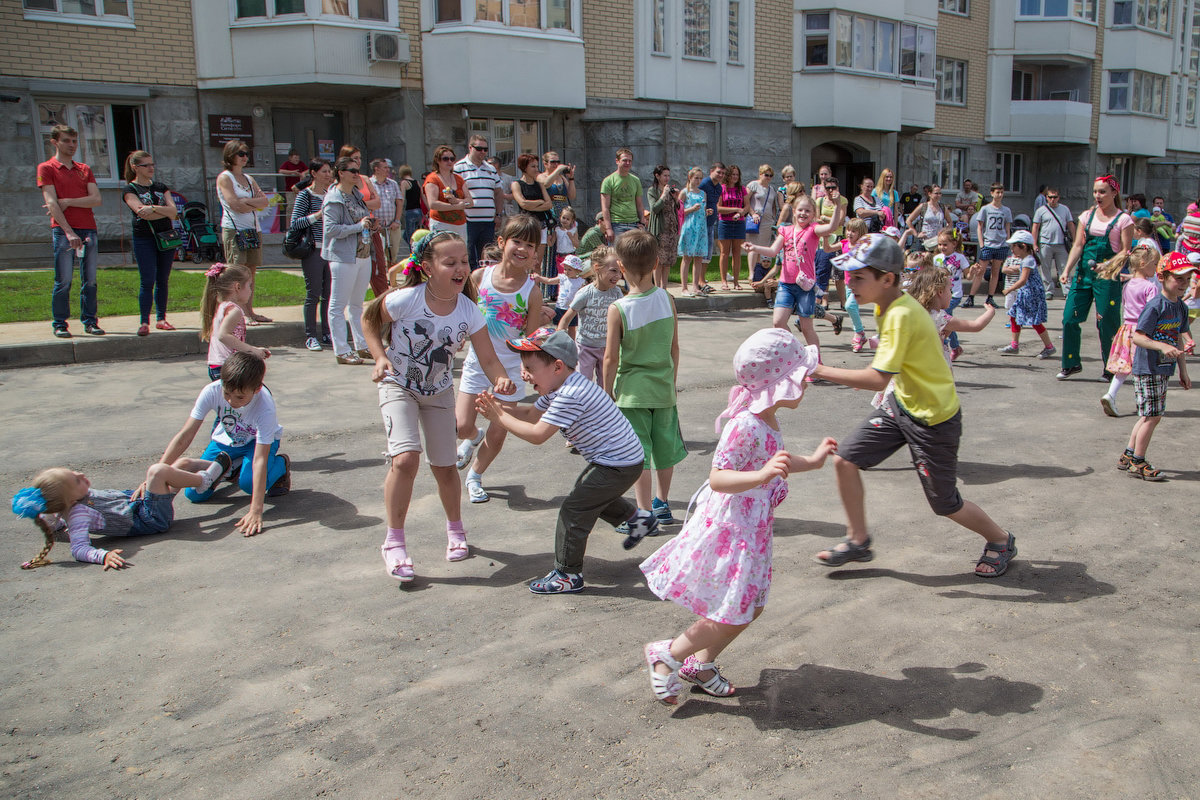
[155,320,176,331]
[446,530,469,562]
[1117,451,1133,471]
[851,333,866,353]
[1128,460,1164,481]
[250,313,273,323]
[975,532,1017,578]
[816,536,874,567]
[644,640,684,705]
[381,543,415,583]
[830,313,843,336]
[679,655,735,697]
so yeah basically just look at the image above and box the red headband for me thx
[1096,175,1120,193]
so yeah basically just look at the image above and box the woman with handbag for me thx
[646,165,680,290]
[288,158,333,352]
[216,139,271,323]
[744,164,783,279]
[122,150,179,337]
[322,156,380,366]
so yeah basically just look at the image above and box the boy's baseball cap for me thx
[832,234,904,274]
[561,254,584,272]
[1158,251,1199,277]
[506,326,579,369]
[1006,230,1035,246]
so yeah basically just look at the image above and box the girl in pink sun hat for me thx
[639,328,838,705]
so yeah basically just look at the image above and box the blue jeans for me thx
[611,222,639,241]
[403,208,423,244]
[52,227,98,328]
[466,219,496,271]
[132,234,174,323]
[705,220,717,259]
[947,295,962,349]
[814,249,834,292]
[185,438,286,502]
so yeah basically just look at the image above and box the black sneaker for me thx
[53,327,71,338]
[84,323,106,335]
[984,296,998,309]
[266,454,291,497]
[529,569,584,594]
[960,296,976,309]
[1056,365,1082,380]
[622,510,659,549]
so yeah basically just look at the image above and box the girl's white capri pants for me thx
[379,383,458,467]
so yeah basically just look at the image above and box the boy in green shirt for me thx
[812,235,1017,578]
[603,230,687,527]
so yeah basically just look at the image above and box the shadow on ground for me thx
[827,559,1116,603]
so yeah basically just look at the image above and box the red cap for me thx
[1159,251,1199,277]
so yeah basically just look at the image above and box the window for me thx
[726,1,739,63]
[435,0,571,29]
[1108,70,1168,116]
[237,0,382,19]
[995,152,1024,194]
[653,0,667,53]
[931,146,965,189]
[1188,79,1198,125]
[899,23,935,81]
[1108,157,1134,191]
[684,0,711,59]
[470,117,544,172]
[23,0,132,24]
[436,0,460,22]
[1012,69,1035,100]
[1019,0,1096,20]
[936,57,967,104]
[236,0,305,16]
[805,13,829,67]
[939,0,969,14]
[1189,5,1200,74]
[37,100,145,182]
[1112,0,1171,32]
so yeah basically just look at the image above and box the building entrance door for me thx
[271,108,345,167]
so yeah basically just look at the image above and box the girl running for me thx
[1098,245,1162,417]
[933,226,970,360]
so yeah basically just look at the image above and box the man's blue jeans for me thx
[466,219,496,271]
[52,227,98,328]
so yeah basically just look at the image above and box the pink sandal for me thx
[644,640,684,705]
[381,543,414,583]
[446,530,469,562]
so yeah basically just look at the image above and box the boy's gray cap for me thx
[506,328,579,370]
[832,233,904,275]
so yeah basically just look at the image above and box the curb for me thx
[0,292,768,370]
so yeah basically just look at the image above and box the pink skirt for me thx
[1106,323,1135,375]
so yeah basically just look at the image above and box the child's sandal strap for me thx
[680,657,735,697]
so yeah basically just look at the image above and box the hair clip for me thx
[205,263,226,279]
[11,487,47,519]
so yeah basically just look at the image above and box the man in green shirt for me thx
[600,148,645,243]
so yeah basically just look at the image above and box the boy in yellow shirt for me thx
[811,235,1016,578]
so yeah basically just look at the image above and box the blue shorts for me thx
[814,249,834,291]
[552,307,577,327]
[122,490,176,536]
[775,281,817,318]
[979,245,1011,261]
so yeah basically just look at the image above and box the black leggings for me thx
[300,251,331,339]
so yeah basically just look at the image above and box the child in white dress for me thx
[640,328,837,704]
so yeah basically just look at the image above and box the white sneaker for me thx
[1100,394,1119,417]
[456,428,484,471]
[466,479,489,503]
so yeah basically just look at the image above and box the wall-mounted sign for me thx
[209,115,254,148]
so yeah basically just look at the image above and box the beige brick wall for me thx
[934,0,988,139]
[0,0,195,86]
[754,0,791,112]
[397,0,423,89]
[582,0,634,98]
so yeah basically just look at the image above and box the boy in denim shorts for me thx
[1120,252,1195,481]
[965,182,1012,308]
[810,235,1017,578]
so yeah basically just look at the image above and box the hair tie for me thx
[11,487,47,519]
[1096,175,1121,193]
[401,258,418,276]
[205,263,227,279]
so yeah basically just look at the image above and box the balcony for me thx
[195,16,408,91]
[1099,114,1168,156]
[991,99,1092,143]
[1010,18,1096,61]
[1102,29,1172,75]
[795,72,935,131]
[422,26,585,108]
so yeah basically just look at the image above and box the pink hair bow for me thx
[205,263,226,278]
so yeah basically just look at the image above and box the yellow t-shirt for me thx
[871,293,960,426]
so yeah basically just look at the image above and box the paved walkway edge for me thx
[0,291,768,370]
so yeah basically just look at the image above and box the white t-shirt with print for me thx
[383,287,485,395]
[935,251,970,299]
[190,382,282,447]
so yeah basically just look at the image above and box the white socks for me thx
[197,461,225,492]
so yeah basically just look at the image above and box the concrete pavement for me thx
[1,303,1197,798]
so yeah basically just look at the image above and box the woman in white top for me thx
[216,139,271,322]
[744,164,783,275]
[905,184,952,248]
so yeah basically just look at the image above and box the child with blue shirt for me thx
[476,328,657,594]
[1119,252,1195,481]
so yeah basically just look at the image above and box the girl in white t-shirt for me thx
[933,227,971,360]
[554,207,580,266]
[362,231,516,583]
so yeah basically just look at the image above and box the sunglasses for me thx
[136,162,155,168]
[440,155,455,162]
[345,168,360,174]
[1047,195,1059,199]
[236,151,249,157]
[547,159,560,164]
[472,145,488,152]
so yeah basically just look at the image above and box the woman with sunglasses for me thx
[423,145,472,238]
[216,140,271,323]
[538,151,576,287]
[122,150,178,336]
[322,156,380,365]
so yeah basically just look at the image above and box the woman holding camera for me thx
[647,165,680,290]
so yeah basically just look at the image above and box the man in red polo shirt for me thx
[37,124,103,337]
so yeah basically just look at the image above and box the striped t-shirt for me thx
[535,371,644,467]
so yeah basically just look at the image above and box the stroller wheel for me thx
[192,251,203,264]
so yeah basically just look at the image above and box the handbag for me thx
[745,186,766,234]
[153,227,183,252]
[233,225,260,251]
[283,224,315,259]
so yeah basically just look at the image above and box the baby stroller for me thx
[181,202,223,263]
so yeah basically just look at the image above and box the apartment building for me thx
[4,0,1200,262]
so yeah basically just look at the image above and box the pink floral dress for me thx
[640,411,787,625]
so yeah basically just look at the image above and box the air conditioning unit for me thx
[368,31,407,63]
[1047,89,1079,102]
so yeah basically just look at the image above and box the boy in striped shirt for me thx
[476,328,657,594]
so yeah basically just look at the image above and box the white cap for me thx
[1006,230,1035,246]
[1153,206,1163,214]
